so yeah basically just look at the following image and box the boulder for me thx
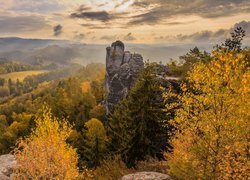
[122,172,171,180]
[0,154,16,180]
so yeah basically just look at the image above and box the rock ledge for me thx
[0,154,16,180]
[122,171,171,180]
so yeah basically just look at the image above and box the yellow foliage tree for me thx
[166,49,250,179]
[13,106,79,179]
[81,81,91,93]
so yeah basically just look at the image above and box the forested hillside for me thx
[0,28,249,179]
[0,63,105,154]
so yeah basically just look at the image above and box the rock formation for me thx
[122,172,171,180]
[105,40,144,114]
[0,154,16,180]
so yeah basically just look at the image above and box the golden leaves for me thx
[13,106,80,179]
[166,49,250,179]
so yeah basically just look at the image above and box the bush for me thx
[93,156,130,180]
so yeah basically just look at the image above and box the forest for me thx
[0,27,248,179]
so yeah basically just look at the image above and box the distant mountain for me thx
[0,37,217,66]
[0,38,81,67]
[0,37,69,52]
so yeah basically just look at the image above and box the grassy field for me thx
[0,70,49,82]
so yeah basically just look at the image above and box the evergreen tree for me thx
[108,63,170,167]
[223,27,245,52]
[77,118,108,168]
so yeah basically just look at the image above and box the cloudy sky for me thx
[0,0,250,44]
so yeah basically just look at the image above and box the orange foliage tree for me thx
[166,49,250,179]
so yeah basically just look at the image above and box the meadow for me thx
[0,70,49,81]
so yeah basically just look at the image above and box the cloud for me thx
[100,35,118,41]
[73,32,85,41]
[70,4,112,22]
[129,0,250,25]
[96,2,109,8]
[70,4,130,23]
[123,32,136,41]
[53,24,63,36]
[76,33,85,39]
[81,23,110,29]
[155,21,250,43]
[100,32,136,42]
[81,21,128,29]
[71,10,111,22]
[0,15,51,34]
[177,30,227,42]
[77,5,92,11]
[114,0,133,9]
[6,0,65,13]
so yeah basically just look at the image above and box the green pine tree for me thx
[108,62,170,167]
[77,118,108,168]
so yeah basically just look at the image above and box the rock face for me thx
[0,154,16,180]
[122,172,171,180]
[105,40,144,114]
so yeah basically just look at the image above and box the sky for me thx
[0,0,250,44]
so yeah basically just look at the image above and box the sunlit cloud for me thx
[0,0,249,44]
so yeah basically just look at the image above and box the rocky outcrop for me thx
[0,154,16,180]
[122,172,171,180]
[105,40,144,114]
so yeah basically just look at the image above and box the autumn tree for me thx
[167,47,211,77]
[0,113,33,154]
[13,106,79,179]
[166,49,250,179]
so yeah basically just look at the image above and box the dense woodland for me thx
[0,28,249,179]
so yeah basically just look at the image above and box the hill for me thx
[0,37,214,65]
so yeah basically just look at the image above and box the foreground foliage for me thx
[92,156,130,179]
[166,49,250,179]
[13,106,79,179]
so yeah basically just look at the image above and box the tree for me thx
[223,27,245,52]
[179,47,211,76]
[90,105,106,121]
[0,113,33,154]
[0,86,10,97]
[13,106,79,179]
[80,118,108,168]
[8,79,15,95]
[109,63,169,167]
[167,47,211,78]
[180,47,211,66]
[166,49,250,179]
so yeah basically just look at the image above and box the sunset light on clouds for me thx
[0,0,249,44]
